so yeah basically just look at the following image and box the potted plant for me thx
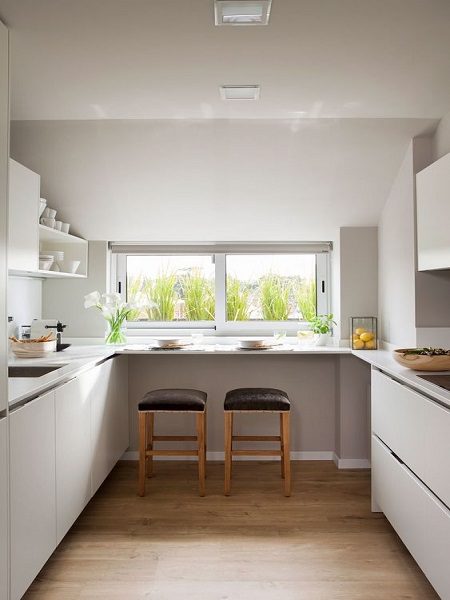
[308,313,337,346]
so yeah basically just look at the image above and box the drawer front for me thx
[372,370,425,477]
[424,398,450,509]
[373,434,450,600]
[371,435,425,565]
[421,484,450,600]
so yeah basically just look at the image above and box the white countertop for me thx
[8,342,450,411]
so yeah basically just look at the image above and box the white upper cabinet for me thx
[8,158,40,272]
[416,152,450,271]
[8,158,88,278]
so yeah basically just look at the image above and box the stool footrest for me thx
[153,435,197,441]
[232,435,281,442]
[231,449,283,456]
[147,449,198,456]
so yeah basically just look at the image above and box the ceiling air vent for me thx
[214,1,272,26]
[219,85,261,100]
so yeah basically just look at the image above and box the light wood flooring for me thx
[24,461,439,600]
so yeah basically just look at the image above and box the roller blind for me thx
[110,241,332,255]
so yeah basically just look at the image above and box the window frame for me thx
[112,244,331,336]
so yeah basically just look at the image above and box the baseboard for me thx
[332,452,371,469]
[121,450,335,462]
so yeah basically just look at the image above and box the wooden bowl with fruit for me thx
[393,348,450,371]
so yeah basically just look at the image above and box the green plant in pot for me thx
[308,313,337,346]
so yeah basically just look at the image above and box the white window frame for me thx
[112,243,331,337]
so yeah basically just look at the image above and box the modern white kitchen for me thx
[1,2,450,599]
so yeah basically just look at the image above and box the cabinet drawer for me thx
[371,435,425,566]
[372,370,425,477]
[372,369,450,508]
[372,434,450,600]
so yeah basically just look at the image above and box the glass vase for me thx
[104,321,127,345]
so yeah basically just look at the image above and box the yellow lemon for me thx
[355,328,366,335]
[353,339,364,350]
[352,333,360,341]
[364,340,376,349]
[360,332,374,342]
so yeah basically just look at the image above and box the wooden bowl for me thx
[10,339,57,358]
[393,349,450,371]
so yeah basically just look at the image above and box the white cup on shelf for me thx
[41,217,56,228]
[61,222,70,233]
[54,220,62,230]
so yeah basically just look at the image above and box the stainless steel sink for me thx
[8,365,67,378]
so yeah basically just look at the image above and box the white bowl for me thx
[56,259,80,274]
[237,338,269,349]
[10,339,57,357]
[153,337,184,348]
[39,258,54,271]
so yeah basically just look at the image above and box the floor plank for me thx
[23,461,439,599]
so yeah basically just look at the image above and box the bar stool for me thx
[138,388,207,497]
[224,387,291,497]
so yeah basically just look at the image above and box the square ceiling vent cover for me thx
[220,85,261,100]
[214,1,272,26]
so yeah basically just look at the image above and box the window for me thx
[112,243,331,335]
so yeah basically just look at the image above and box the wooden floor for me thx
[24,461,439,600]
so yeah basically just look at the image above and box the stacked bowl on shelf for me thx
[39,254,54,271]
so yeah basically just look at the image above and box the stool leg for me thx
[138,412,147,497]
[146,413,154,478]
[224,411,233,496]
[197,412,206,497]
[281,412,291,497]
[280,412,285,479]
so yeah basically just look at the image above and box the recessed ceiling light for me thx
[220,85,261,100]
[214,1,272,26]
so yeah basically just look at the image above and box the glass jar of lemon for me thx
[350,317,377,350]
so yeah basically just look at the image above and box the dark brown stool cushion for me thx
[139,388,207,412]
[224,387,290,411]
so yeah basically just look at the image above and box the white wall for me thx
[378,141,416,346]
[9,119,428,244]
[339,227,378,340]
[432,110,450,161]
[7,277,42,339]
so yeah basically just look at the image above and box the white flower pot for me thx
[314,332,331,346]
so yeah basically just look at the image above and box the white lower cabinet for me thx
[9,391,56,600]
[55,370,94,544]
[8,356,129,599]
[372,368,450,600]
[55,355,129,544]
[91,355,129,495]
[0,418,8,600]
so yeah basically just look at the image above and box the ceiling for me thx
[1,0,450,121]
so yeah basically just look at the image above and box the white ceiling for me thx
[1,0,450,121]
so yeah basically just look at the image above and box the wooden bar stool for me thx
[138,388,207,497]
[224,387,291,497]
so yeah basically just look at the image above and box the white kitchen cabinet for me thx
[0,418,8,600]
[371,368,450,599]
[9,391,56,600]
[416,152,450,271]
[55,372,93,544]
[8,158,40,272]
[91,356,129,495]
